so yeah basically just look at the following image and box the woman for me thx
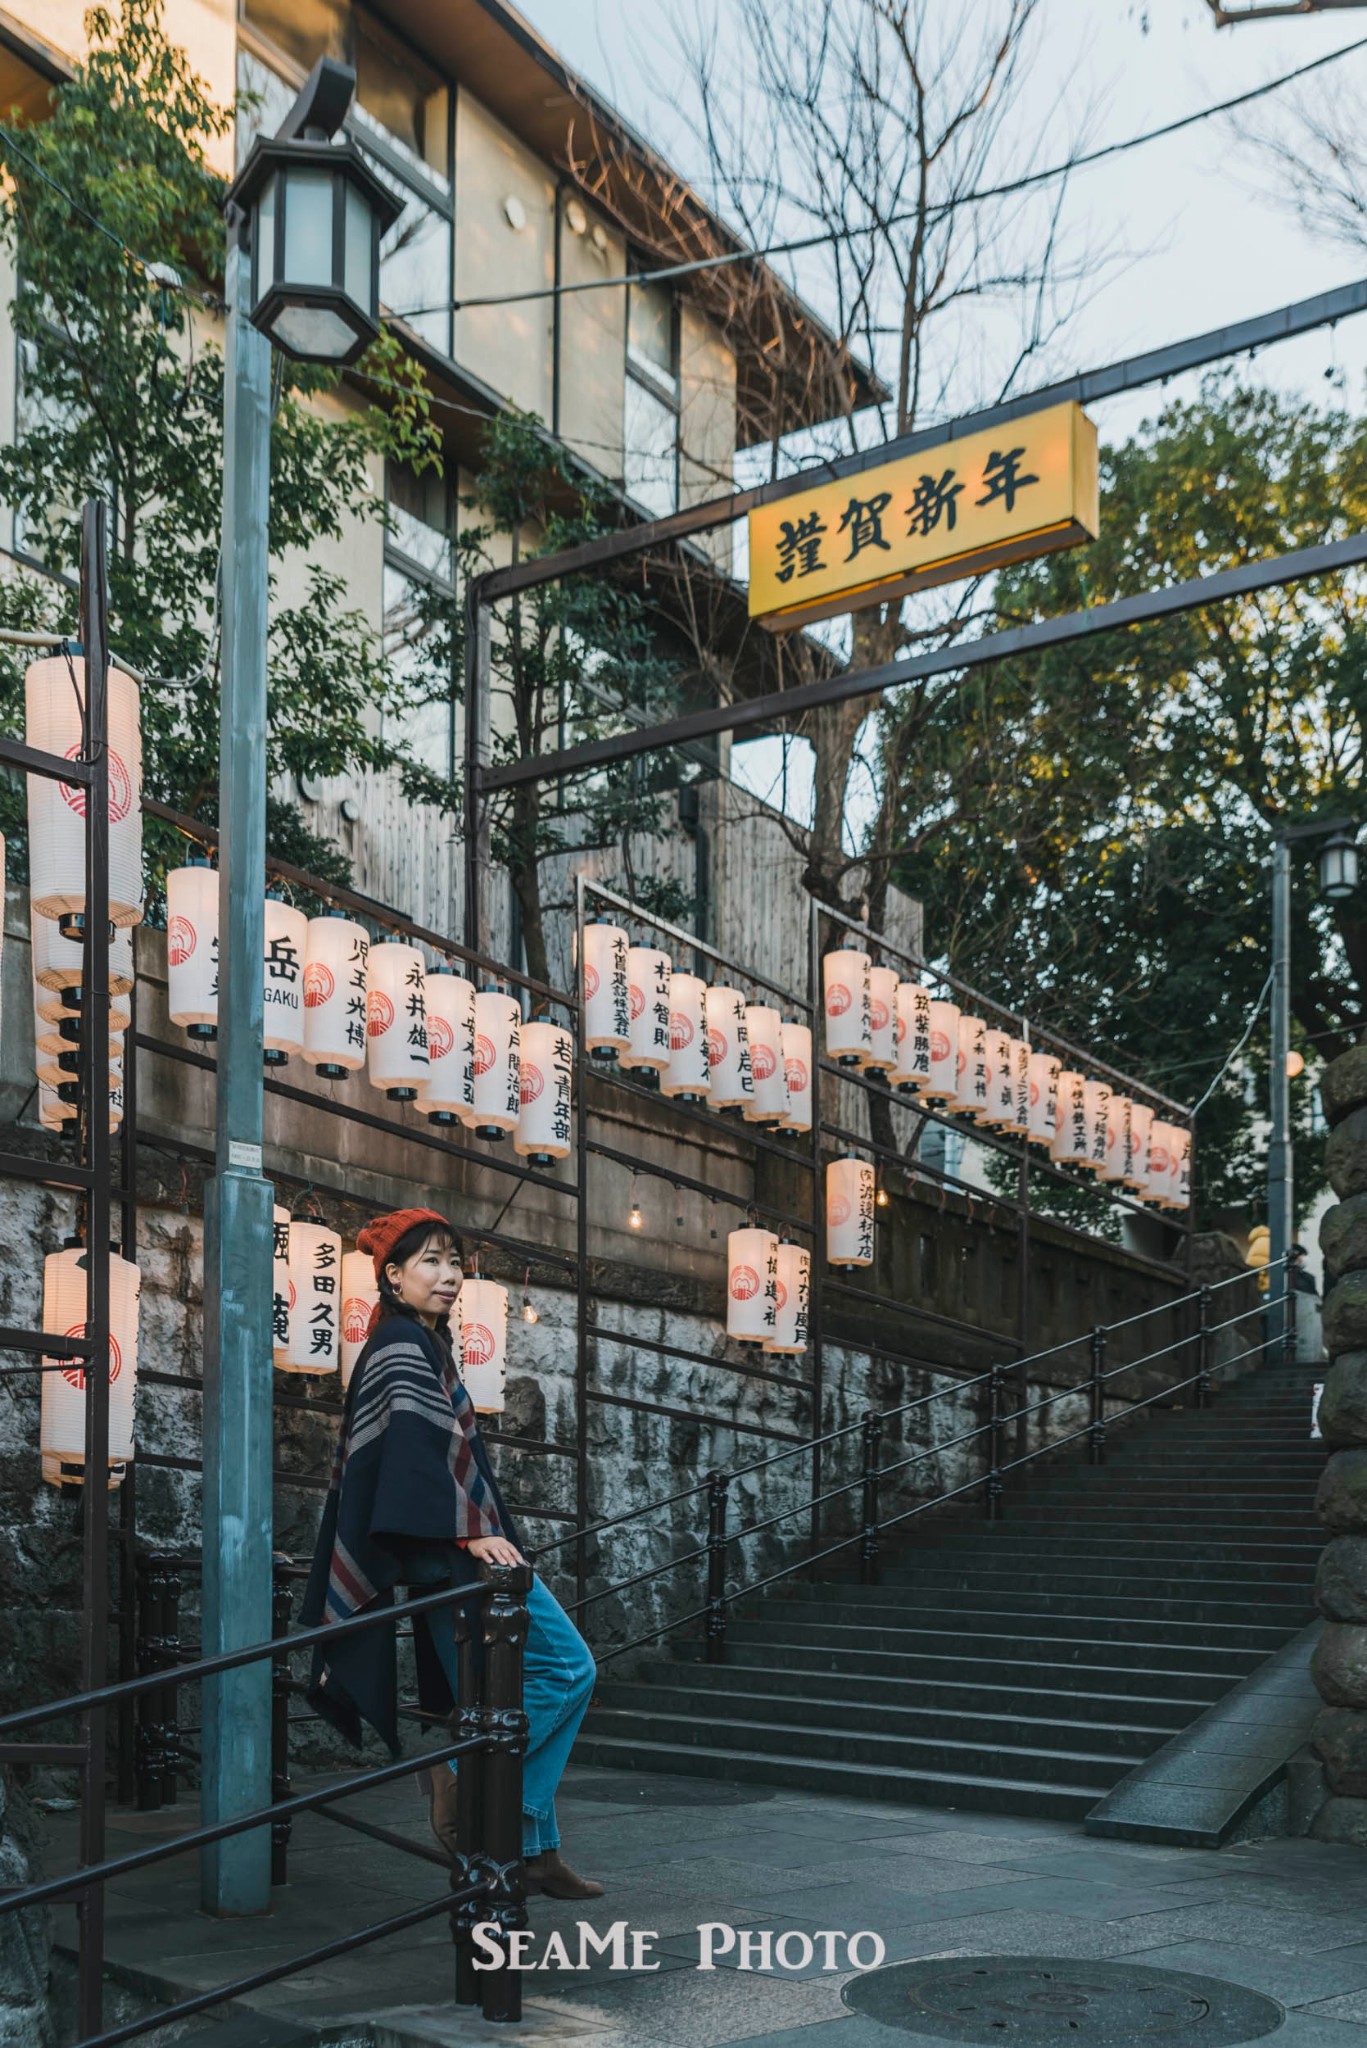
[302,1206,602,1900]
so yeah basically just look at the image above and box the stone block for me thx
[1322,1196,1367,1282]
[1324,1271,1367,1356]
[1311,1793,1367,1846]
[1311,1621,1367,1707]
[1322,1045,1367,1128]
[1285,1743,1329,1836]
[1312,1705,1367,1797]
[1326,1105,1367,1199]
[1316,1535,1367,1621]
[1318,1355,1367,1447]
[1316,1448,1367,1532]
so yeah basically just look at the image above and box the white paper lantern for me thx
[892,981,932,1091]
[272,1205,291,1365]
[458,1275,507,1413]
[263,895,307,1065]
[26,657,143,930]
[1084,1078,1112,1174]
[303,914,369,1077]
[470,989,520,1137]
[923,998,961,1102]
[340,1247,379,1387]
[623,945,672,1072]
[108,1052,124,1130]
[421,966,476,1123]
[1051,1069,1090,1167]
[780,1020,813,1133]
[981,1028,1016,1127]
[366,940,429,1099]
[823,948,871,1064]
[661,970,708,1099]
[516,1017,573,1160]
[1125,1101,1153,1191]
[953,1014,989,1119]
[41,1245,139,1487]
[705,984,753,1111]
[725,1225,779,1344]
[1146,1120,1176,1206]
[283,1219,342,1373]
[1170,1125,1192,1211]
[765,1240,811,1355]
[166,864,219,1037]
[34,993,124,1065]
[744,1004,789,1124]
[1026,1051,1060,1148]
[863,966,898,1074]
[32,909,133,1001]
[827,1155,875,1268]
[582,921,630,1058]
[1100,1094,1131,1185]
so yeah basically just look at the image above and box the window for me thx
[383,462,454,777]
[624,269,678,517]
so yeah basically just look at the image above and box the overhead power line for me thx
[395,30,1367,320]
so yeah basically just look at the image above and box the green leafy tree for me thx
[0,0,441,887]
[889,376,1367,1228]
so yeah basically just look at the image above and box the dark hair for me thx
[375,1220,464,1324]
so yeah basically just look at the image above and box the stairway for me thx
[579,1362,1325,1818]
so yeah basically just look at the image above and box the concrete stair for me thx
[577,1363,1325,1818]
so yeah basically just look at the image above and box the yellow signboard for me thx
[747,401,1099,629]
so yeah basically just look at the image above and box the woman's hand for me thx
[464,1534,524,1567]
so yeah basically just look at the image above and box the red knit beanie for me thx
[356,1207,456,1285]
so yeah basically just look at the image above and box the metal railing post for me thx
[452,1588,485,2009]
[705,1472,730,1664]
[474,1562,530,2026]
[270,1561,293,1887]
[986,1367,1004,1520]
[858,1410,882,1585]
[160,1556,182,1807]
[1285,1279,1299,1370]
[1088,1325,1107,1465]
[134,1555,163,1813]
[1196,1285,1212,1409]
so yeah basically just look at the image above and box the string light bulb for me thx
[521,1264,539,1324]
[876,1177,890,1208]
[628,1174,644,1230]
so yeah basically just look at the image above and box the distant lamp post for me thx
[226,59,400,368]
[1319,827,1360,904]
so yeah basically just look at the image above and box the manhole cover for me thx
[562,1769,773,1808]
[842,1957,1284,2043]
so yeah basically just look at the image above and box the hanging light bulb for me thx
[520,1265,539,1324]
[628,1173,644,1230]
[875,1176,890,1209]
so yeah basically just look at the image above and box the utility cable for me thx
[1189,967,1275,1117]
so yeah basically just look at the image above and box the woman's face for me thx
[387,1231,463,1322]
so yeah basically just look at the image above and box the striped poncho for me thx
[301,1308,522,1752]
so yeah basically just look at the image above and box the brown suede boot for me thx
[428,1765,461,1861]
[524,1848,604,1900]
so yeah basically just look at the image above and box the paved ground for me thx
[44,1763,1367,2046]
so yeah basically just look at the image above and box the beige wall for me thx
[679,302,736,572]
[453,89,555,423]
[556,199,626,479]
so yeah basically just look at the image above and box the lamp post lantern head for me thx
[1319,826,1360,904]
[225,58,402,368]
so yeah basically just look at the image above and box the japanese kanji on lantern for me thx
[366,940,429,1100]
[892,981,932,1091]
[827,1154,875,1268]
[1170,1126,1192,1211]
[744,1003,789,1124]
[623,945,672,1073]
[470,988,521,1138]
[864,965,898,1074]
[303,913,369,1077]
[923,997,961,1102]
[166,863,219,1039]
[421,966,476,1125]
[516,1017,573,1162]
[458,1274,507,1412]
[1051,1069,1090,1167]
[748,400,1099,630]
[1084,1078,1112,1175]
[953,1014,989,1120]
[766,1239,811,1355]
[1026,1050,1060,1147]
[40,1243,140,1487]
[340,1247,378,1387]
[581,920,630,1058]
[725,1225,779,1344]
[283,1217,342,1373]
[263,893,307,1066]
[1100,1095,1131,1185]
[780,1019,813,1133]
[982,1027,1015,1128]
[823,947,872,1065]
[1124,1101,1153,1191]
[26,657,144,931]
[705,984,753,1111]
[272,1205,291,1365]
[661,970,708,1099]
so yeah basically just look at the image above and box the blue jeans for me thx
[448,1574,595,1856]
